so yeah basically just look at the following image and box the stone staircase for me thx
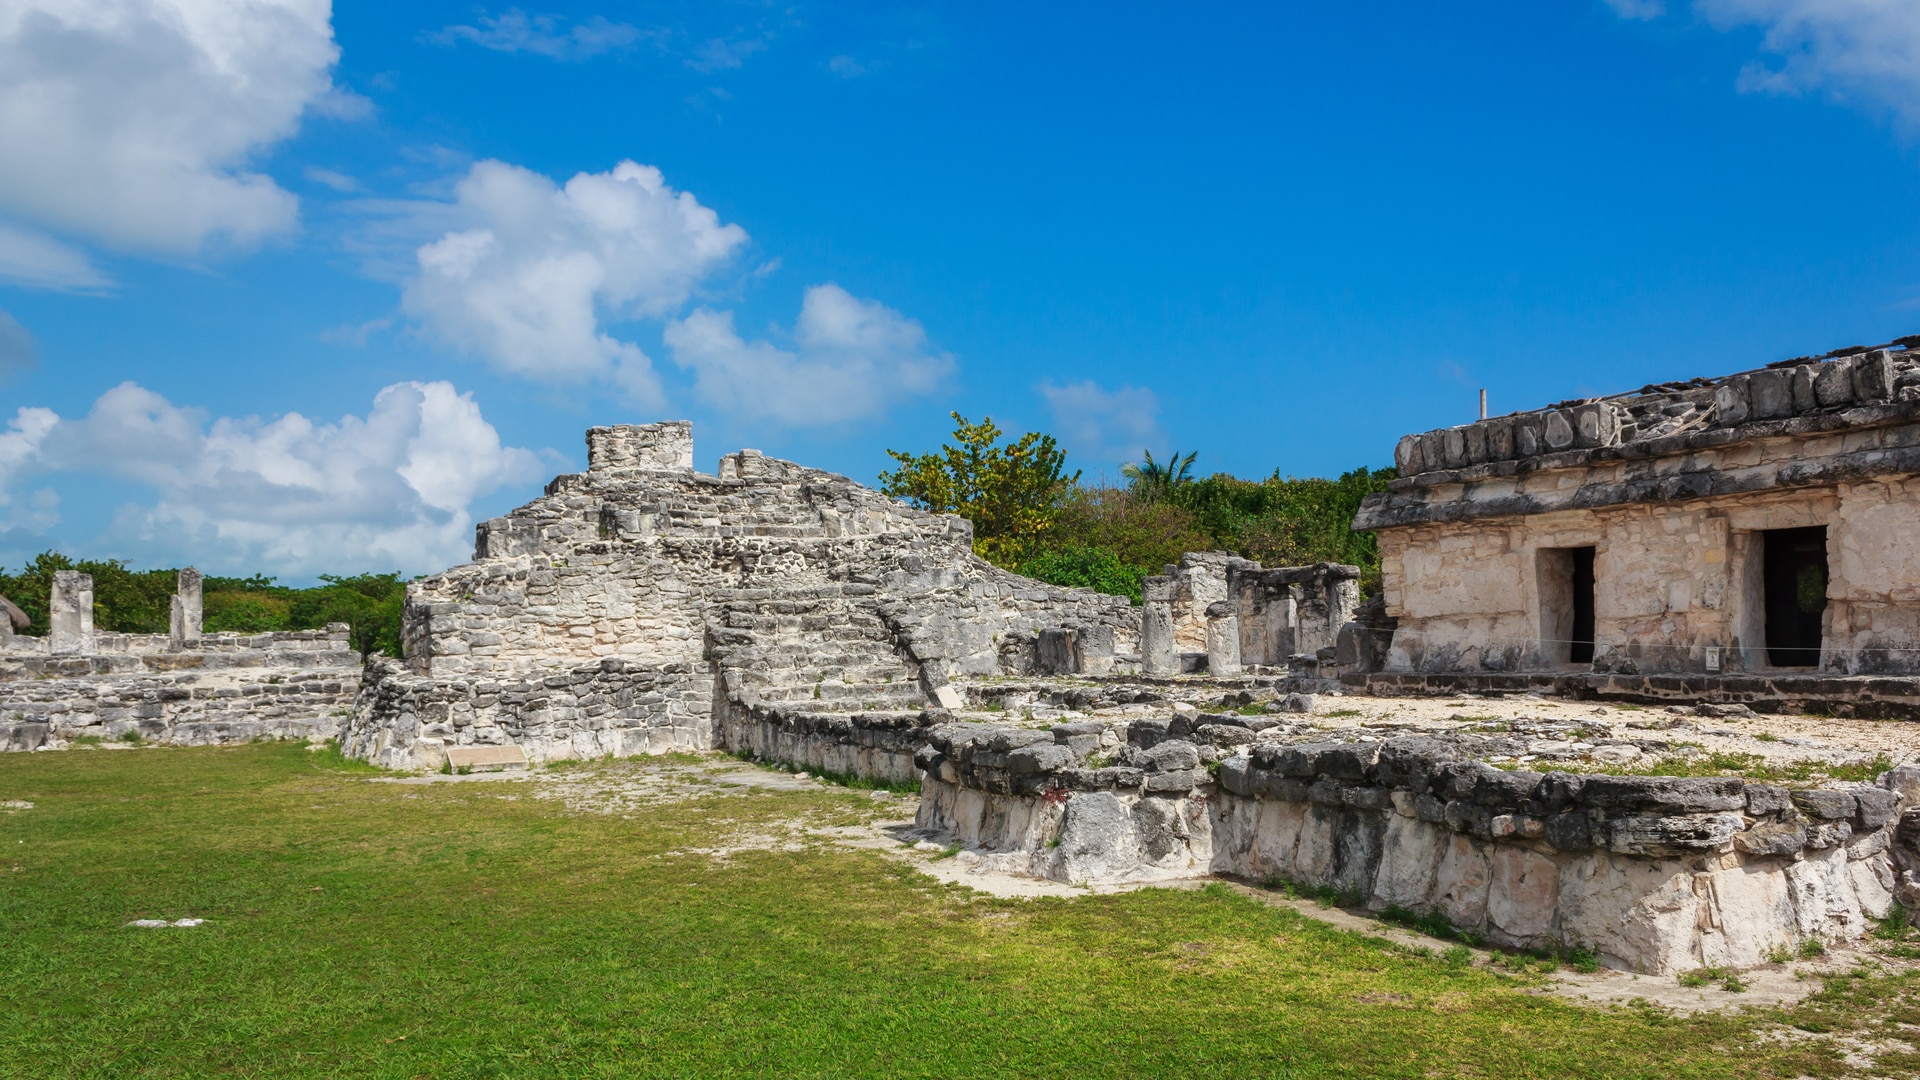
[706,582,928,713]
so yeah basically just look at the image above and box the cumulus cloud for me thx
[1609,0,1920,124]
[1037,380,1167,474]
[402,159,749,406]
[1,381,543,576]
[0,0,352,259]
[428,9,647,61]
[664,284,952,426]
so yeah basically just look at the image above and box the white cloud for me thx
[2,381,543,575]
[1609,0,1920,124]
[1700,0,1920,121]
[688,34,769,72]
[0,0,350,258]
[304,166,358,193]
[429,9,646,61]
[1037,380,1167,474]
[0,310,37,374]
[0,222,112,290]
[664,284,952,426]
[402,159,749,406]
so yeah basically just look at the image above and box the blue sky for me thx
[2,0,1918,580]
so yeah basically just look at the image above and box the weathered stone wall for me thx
[0,627,360,752]
[1139,554,1361,675]
[1358,340,1920,676]
[340,657,713,771]
[719,703,931,786]
[906,712,1909,974]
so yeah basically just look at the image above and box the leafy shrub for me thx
[1017,546,1152,604]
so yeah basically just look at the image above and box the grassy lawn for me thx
[0,744,1904,1078]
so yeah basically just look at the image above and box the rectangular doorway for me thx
[1762,526,1827,667]
[1538,546,1597,665]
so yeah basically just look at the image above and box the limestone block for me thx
[1487,845,1558,941]
[1785,846,1866,940]
[169,568,203,650]
[1790,365,1818,413]
[1433,833,1492,928]
[49,571,93,656]
[1463,423,1488,464]
[1814,360,1854,407]
[1394,435,1423,475]
[1714,376,1751,426]
[1368,814,1447,909]
[1543,410,1575,451]
[1853,350,1895,402]
[1555,852,1699,974]
[1036,628,1078,676]
[1140,596,1176,677]
[1847,855,1896,920]
[1051,792,1140,883]
[1204,603,1240,677]
[1485,417,1516,460]
[1514,415,1543,457]
[1573,403,1622,449]
[1749,369,1793,420]
[1696,860,1798,968]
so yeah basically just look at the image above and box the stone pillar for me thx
[1205,602,1241,677]
[1141,576,1176,676]
[49,571,93,655]
[169,567,203,650]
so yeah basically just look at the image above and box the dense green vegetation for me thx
[885,418,1396,603]
[0,552,405,657]
[0,742,1896,1078]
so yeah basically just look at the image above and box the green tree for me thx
[1121,449,1198,498]
[879,412,1080,566]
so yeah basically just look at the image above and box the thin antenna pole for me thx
[1478,389,1487,420]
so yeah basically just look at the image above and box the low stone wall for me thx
[718,703,932,786]
[907,713,1913,974]
[1360,671,1920,720]
[341,658,713,771]
[0,670,355,751]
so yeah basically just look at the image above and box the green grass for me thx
[0,743,1905,1078]
[1599,751,1895,785]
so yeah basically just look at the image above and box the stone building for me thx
[1355,337,1920,691]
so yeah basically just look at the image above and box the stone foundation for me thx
[903,706,1912,974]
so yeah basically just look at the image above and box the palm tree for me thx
[1122,450,1197,498]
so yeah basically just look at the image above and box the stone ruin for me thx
[1355,334,1920,715]
[13,344,1920,975]
[0,568,359,751]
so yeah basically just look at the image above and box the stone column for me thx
[1141,576,1176,676]
[169,567,203,650]
[49,571,93,655]
[1205,602,1241,677]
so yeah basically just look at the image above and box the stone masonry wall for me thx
[1,627,360,752]
[1358,338,1920,676]
[908,711,1909,975]
[340,657,713,772]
